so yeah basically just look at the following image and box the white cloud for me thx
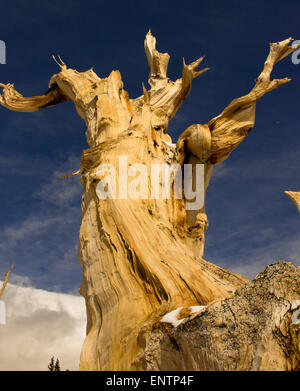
[0,282,86,370]
[33,154,81,208]
[210,162,231,180]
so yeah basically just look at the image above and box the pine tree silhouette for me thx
[54,358,61,371]
[48,356,61,371]
[48,356,55,371]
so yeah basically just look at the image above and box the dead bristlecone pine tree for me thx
[1,32,300,371]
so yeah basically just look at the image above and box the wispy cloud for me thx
[0,216,65,251]
[0,152,51,178]
[33,155,81,208]
[221,235,300,279]
[0,153,82,293]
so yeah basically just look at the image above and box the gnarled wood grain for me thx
[0,33,297,371]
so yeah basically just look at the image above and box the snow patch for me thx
[190,305,206,314]
[161,140,176,148]
[160,305,206,328]
[160,307,185,327]
[291,300,300,310]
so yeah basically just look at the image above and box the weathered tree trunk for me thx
[0,33,298,370]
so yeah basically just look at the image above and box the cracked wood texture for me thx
[140,262,300,371]
[0,33,297,370]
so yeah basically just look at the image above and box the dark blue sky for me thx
[0,0,300,293]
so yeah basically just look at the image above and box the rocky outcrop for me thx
[139,262,300,371]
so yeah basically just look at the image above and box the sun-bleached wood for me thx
[140,262,300,371]
[285,191,300,213]
[0,33,297,370]
[0,264,14,300]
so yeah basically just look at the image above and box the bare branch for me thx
[206,38,298,164]
[285,191,300,213]
[0,263,14,300]
[144,30,170,89]
[141,31,209,124]
[52,55,67,70]
[181,56,209,97]
[0,82,69,113]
